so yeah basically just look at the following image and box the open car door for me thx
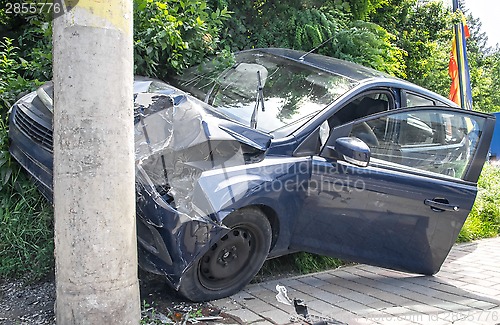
[292,107,495,275]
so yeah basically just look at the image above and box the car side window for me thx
[317,92,394,148]
[349,109,484,180]
[405,92,435,107]
[331,92,392,127]
[317,92,392,143]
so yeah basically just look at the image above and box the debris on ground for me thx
[274,284,347,325]
[0,271,245,325]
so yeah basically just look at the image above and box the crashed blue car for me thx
[9,48,495,302]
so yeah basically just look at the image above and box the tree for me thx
[214,0,406,77]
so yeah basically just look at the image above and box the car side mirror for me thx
[325,137,371,167]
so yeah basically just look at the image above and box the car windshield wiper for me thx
[250,70,265,129]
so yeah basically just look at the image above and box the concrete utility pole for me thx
[52,0,140,324]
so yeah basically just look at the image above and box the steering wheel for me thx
[351,122,379,147]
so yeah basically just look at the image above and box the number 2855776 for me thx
[5,2,63,15]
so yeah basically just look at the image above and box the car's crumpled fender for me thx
[134,92,274,288]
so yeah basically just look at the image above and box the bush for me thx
[0,15,54,281]
[215,0,407,77]
[0,38,42,115]
[458,163,500,242]
[0,119,54,281]
[133,0,230,78]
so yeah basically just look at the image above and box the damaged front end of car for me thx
[133,92,272,289]
[8,80,275,293]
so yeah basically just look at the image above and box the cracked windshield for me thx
[170,51,358,136]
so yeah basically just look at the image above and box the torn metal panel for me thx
[133,92,272,288]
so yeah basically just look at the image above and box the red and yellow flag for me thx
[449,0,473,110]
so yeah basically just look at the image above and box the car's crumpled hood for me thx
[12,77,274,288]
[133,92,273,287]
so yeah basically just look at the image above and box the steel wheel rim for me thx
[198,225,257,290]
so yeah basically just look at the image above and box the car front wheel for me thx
[177,207,272,302]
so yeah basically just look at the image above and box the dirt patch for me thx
[0,271,244,325]
[0,278,55,325]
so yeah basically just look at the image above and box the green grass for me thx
[256,252,345,281]
[458,163,500,242]
[0,167,54,282]
[0,120,54,282]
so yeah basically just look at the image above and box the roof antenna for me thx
[299,35,336,61]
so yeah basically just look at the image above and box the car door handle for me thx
[424,199,459,212]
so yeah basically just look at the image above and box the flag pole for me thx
[452,0,465,108]
[450,0,473,110]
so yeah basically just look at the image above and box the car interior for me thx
[319,92,392,147]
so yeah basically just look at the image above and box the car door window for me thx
[332,92,392,126]
[317,91,394,146]
[349,109,485,180]
[405,92,435,107]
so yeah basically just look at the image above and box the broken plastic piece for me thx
[275,284,292,306]
[293,298,309,318]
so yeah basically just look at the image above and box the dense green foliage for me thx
[0,33,53,280]
[0,0,230,113]
[212,0,407,77]
[0,120,53,281]
[379,0,453,96]
[134,0,230,78]
[370,0,500,112]
[0,38,42,116]
[1,0,499,280]
[458,163,500,242]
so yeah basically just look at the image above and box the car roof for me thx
[255,48,392,81]
[252,48,456,107]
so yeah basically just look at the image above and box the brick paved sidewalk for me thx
[211,237,500,324]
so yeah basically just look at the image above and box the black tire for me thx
[177,207,272,302]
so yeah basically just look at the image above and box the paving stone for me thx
[366,290,415,306]
[229,290,256,302]
[348,316,381,325]
[337,289,380,305]
[363,309,397,323]
[340,280,384,294]
[306,298,343,314]
[244,288,276,301]
[261,278,301,292]
[259,308,294,324]
[366,299,396,310]
[325,311,362,324]
[298,276,330,287]
[238,297,275,313]
[314,272,339,282]
[225,308,263,323]
[312,289,348,304]
[211,238,500,325]
[288,282,327,296]
[335,299,374,315]
[279,288,317,303]
[466,300,500,310]
[434,300,483,313]
[244,284,274,295]
[405,302,447,316]
[461,284,500,298]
